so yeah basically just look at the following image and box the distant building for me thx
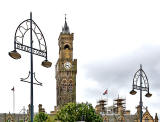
[0,105,30,122]
[0,104,48,122]
[0,113,28,122]
[95,96,159,122]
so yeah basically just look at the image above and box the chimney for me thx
[125,110,130,115]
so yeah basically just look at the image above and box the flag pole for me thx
[107,89,108,105]
[13,88,15,113]
[11,87,15,113]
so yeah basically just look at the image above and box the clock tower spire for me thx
[56,16,77,107]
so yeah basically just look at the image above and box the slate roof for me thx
[102,114,137,122]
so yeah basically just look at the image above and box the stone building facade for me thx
[95,97,159,122]
[0,104,47,122]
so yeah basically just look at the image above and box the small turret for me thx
[136,105,141,119]
[38,104,45,113]
[155,113,158,122]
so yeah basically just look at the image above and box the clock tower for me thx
[55,17,77,107]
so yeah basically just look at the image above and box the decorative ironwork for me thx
[16,43,46,58]
[130,64,152,122]
[20,71,42,86]
[14,19,48,59]
[132,65,150,92]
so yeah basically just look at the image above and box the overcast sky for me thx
[0,0,160,119]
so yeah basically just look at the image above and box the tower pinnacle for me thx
[62,14,70,34]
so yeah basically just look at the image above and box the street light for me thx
[18,106,27,122]
[130,64,152,122]
[9,12,52,122]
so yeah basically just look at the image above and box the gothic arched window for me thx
[64,44,70,50]
[145,117,149,122]
[62,80,67,93]
[68,81,73,93]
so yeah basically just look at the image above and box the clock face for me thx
[64,62,72,69]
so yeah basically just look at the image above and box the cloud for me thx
[81,44,160,115]
[84,44,160,90]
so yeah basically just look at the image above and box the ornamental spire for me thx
[62,14,70,34]
[155,113,158,121]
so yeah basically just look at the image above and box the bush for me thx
[33,112,48,122]
[56,102,103,122]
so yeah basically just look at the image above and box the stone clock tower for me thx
[55,17,77,107]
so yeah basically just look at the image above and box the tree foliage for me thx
[56,102,103,122]
[33,112,49,122]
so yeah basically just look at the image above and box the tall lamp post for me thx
[9,12,52,122]
[130,64,152,122]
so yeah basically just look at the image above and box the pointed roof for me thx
[155,113,158,120]
[62,15,70,34]
[142,107,154,120]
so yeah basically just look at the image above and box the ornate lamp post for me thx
[9,12,52,122]
[130,64,152,122]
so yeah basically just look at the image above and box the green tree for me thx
[46,115,55,122]
[56,102,103,122]
[33,112,48,122]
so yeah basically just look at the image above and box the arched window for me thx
[103,116,108,122]
[6,116,13,122]
[118,117,125,122]
[7,118,12,122]
[64,44,70,50]
[64,83,67,93]
[145,117,149,122]
[68,82,73,92]
[59,96,61,103]
[62,80,67,93]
